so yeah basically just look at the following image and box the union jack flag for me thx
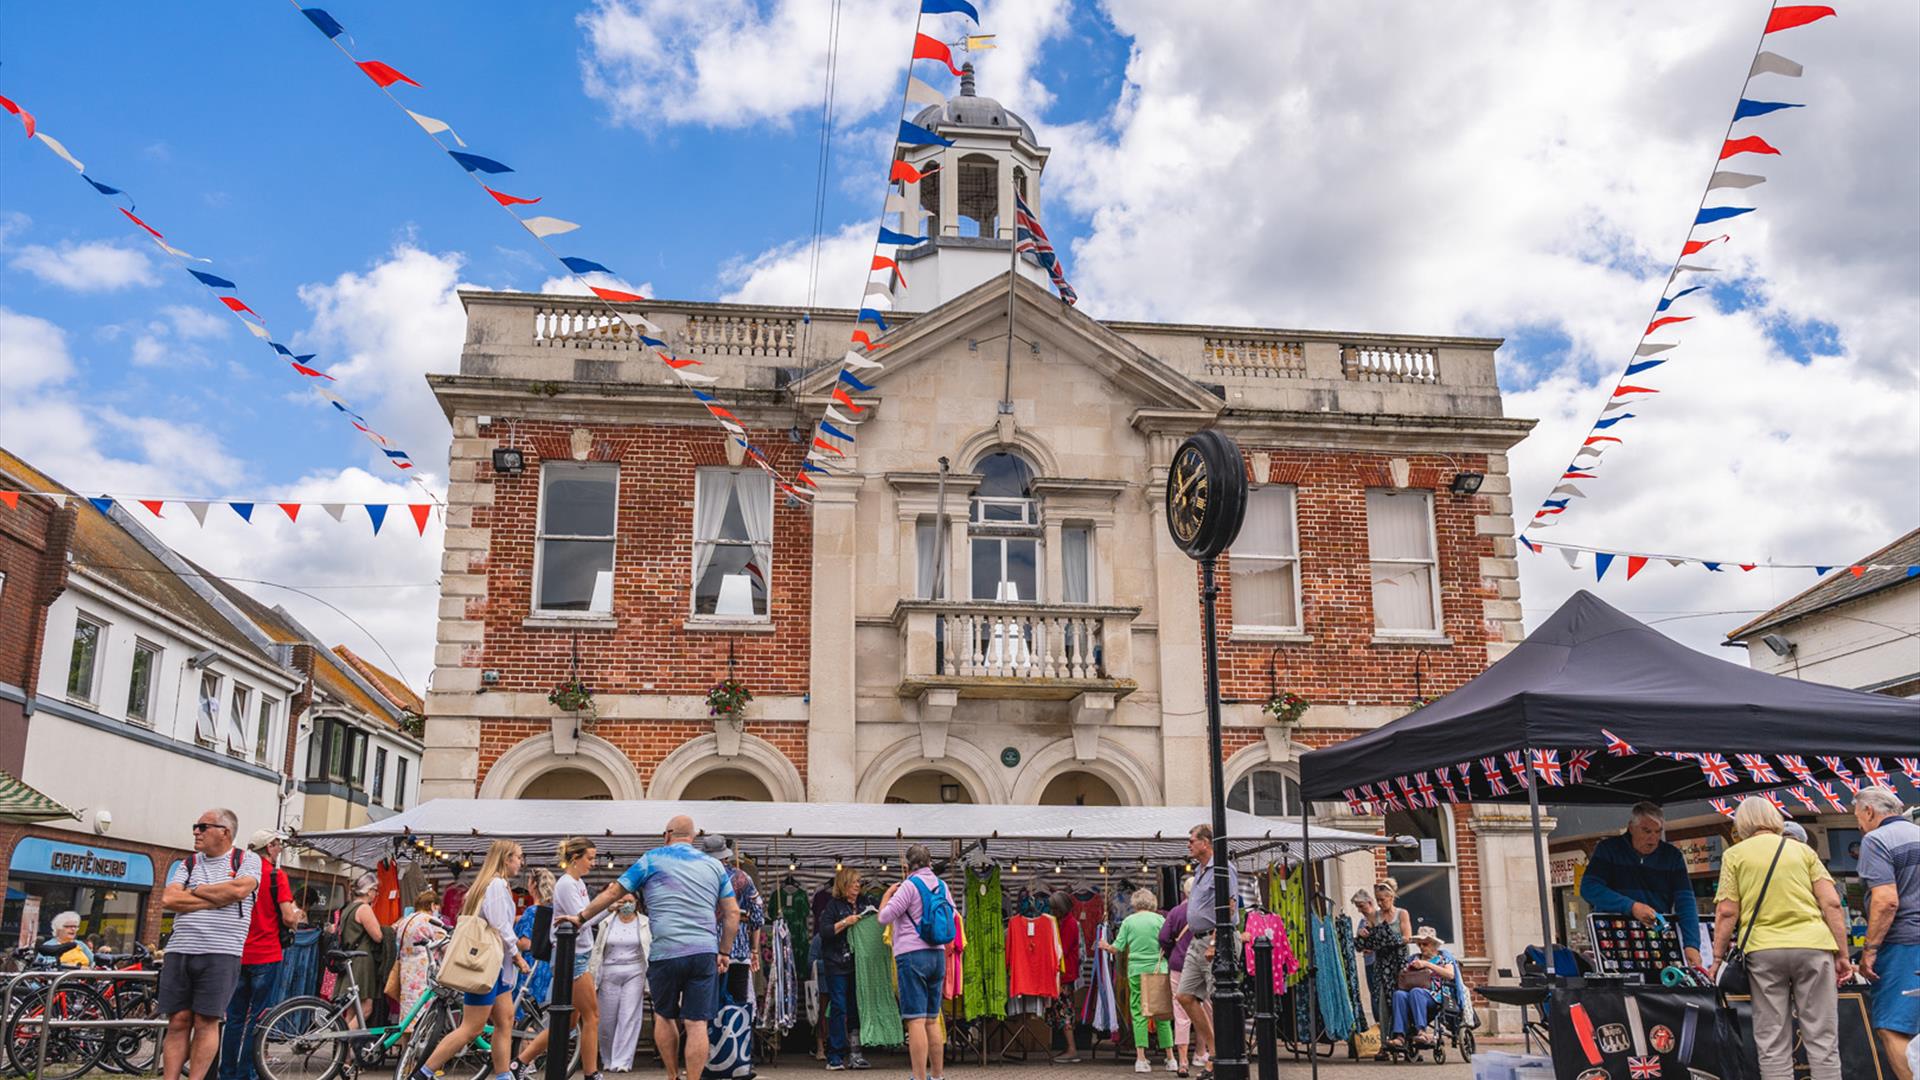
[1818,756,1856,786]
[1735,754,1779,784]
[1343,789,1363,814]
[1415,772,1437,807]
[1013,192,1077,305]
[1566,750,1595,785]
[1779,754,1815,783]
[1629,1055,1663,1078]
[1788,787,1820,813]
[1764,790,1788,816]
[1396,775,1421,809]
[1858,757,1890,787]
[1481,757,1510,796]
[1696,754,1737,787]
[1436,765,1460,804]
[1360,783,1379,811]
[1709,798,1735,819]
[1456,762,1476,798]
[1532,750,1564,786]
[1505,750,1532,789]
[1811,779,1847,812]
[1898,757,1920,786]
[1601,728,1637,756]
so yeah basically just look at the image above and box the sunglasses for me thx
[191,822,229,833]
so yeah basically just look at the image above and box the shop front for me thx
[1,835,155,953]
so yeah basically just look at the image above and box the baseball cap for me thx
[249,828,289,852]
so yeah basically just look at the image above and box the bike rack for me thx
[0,968,168,1078]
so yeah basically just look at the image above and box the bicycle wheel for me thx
[106,986,161,1074]
[399,998,493,1080]
[2,981,111,1080]
[254,995,352,1080]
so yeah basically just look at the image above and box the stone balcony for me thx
[892,599,1140,701]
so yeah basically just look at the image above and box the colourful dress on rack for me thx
[1242,910,1300,993]
[1334,915,1367,1029]
[1310,913,1356,1040]
[962,865,1007,1020]
[1274,865,1309,987]
[849,915,903,1047]
[1006,913,1064,998]
[1083,922,1120,1035]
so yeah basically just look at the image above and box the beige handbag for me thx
[1354,1024,1383,1057]
[1140,970,1175,1022]
[439,913,503,995]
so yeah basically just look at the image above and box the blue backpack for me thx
[908,875,956,946]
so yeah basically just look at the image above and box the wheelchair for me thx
[1382,988,1477,1065]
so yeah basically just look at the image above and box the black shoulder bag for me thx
[1719,835,1789,996]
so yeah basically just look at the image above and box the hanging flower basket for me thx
[549,678,598,730]
[1263,690,1309,728]
[706,678,753,721]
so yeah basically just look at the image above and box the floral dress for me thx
[1354,913,1406,1028]
[394,911,445,1021]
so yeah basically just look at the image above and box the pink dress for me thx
[1242,911,1299,993]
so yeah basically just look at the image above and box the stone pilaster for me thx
[1476,453,1526,662]
[1467,802,1556,1036]
[806,476,860,800]
[422,413,494,800]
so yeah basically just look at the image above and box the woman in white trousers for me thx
[595,901,652,1072]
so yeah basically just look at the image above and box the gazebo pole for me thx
[1525,750,1554,953]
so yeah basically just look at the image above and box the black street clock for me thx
[1165,429,1248,561]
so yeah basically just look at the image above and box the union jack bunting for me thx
[1898,758,1920,786]
[1436,765,1461,804]
[1818,756,1856,786]
[1415,772,1438,807]
[1360,783,1379,810]
[1395,775,1421,809]
[1455,762,1475,798]
[1531,750,1564,785]
[1343,788,1363,814]
[1505,750,1533,789]
[1764,790,1788,816]
[1858,757,1891,788]
[1601,728,1637,756]
[1811,779,1846,812]
[1779,754,1816,783]
[1628,1055,1663,1079]
[1735,754,1779,783]
[1788,787,1820,813]
[1481,757,1510,797]
[1013,191,1078,305]
[1709,798,1735,819]
[1566,750,1595,785]
[1694,753,1737,787]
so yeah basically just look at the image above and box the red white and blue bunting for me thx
[0,91,440,507]
[1521,4,1837,537]
[0,489,435,536]
[1517,535,1919,582]
[286,3,807,502]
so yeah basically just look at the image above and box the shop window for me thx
[126,640,160,726]
[394,757,409,811]
[1228,767,1302,818]
[306,715,370,791]
[372,747,388,804]
[227,684,253,759]
[1231,486,1301,631]
[692,468,773,619]
[535,462,618,614]
[1366,489,1441,633]
[1384,805,1459,947]
[195,672,223,748]
[68,615,105,703]
[255,697,276,766]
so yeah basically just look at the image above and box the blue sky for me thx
[2,1,1914,683]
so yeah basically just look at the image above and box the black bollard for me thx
[1251,937,1277,1080]
[547,920,577,1080]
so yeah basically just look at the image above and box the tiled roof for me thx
[333,645,423,713]
[1725,526,1920,640]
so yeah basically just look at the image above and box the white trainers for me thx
[1135,1060,1153,1073]
[1166,1056,1179,1072]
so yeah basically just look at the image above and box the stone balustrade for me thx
[1341,343,1440,383]
[893,599,1139,700]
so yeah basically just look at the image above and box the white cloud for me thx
[0,307,77,392]
[7,240,159,291]
[162,304,231,341]
[718,219,878,307]
[577,0,1067,129]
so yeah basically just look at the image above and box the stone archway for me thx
[885,770,978,804]
[855,736,1009,804]
[649,733,805,802]
[1010,737,1160,806]
[679,767,776,802]
[1037,771,1122,806]
[477,732,645,800]
[519,767,614,800]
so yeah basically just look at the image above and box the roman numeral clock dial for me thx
[1164,430,1247,562]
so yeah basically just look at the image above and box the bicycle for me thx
[0,942,148,1079]
[253,947,411,1080]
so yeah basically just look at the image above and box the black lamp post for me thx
[1164,429,1250,1080]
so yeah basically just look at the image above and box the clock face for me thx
[1168,445,1210,546]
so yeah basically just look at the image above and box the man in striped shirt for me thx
[160,807,261,1080]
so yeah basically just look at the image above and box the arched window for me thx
[970,451,1039,602]
[1384,805,1460,947]
[956,152,999,238]
[1227,767,1302,818]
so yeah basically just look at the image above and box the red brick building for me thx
[421,77,1538,1013]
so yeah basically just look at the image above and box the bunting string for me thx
[1521,3,1837,536]
[285,3,808,502]
[1516,533,1917,582]
[0,489,436,536]
[0,91,442,509]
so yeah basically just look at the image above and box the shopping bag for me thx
[438,914,503,995]
[1140,971,1175,1022]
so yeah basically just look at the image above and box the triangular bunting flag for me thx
[229,502,254,523]
[34,131,84,171]
[520,216,581,238]
[404,109,467,147]
[448,151,512,174]
[1750,52,1804,78]
[410,504,432,535]
[88,496,114,516]
[485,186,540,206]
[1626,556,1648,580]
[184,501,210,525]
[841,349,883,371]
[1560,548,1582,570]
[1708,170,1767,190]
[904,76,945,107]
[911,33,965,76]
[1764,6,1835,34]
[367,504,388,534]
[1595,552,1615,580]
[357,60,420,88]
[0,492,17,510]
[321,503,346,522]
[591,286,646,303]
[139,499,165,517]
[898,120,955,148]
[279,503,302,522]
[1733,99,1803,122]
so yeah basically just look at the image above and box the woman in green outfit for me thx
[1102,888,1176,1074]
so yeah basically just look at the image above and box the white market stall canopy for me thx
[296,799,1389,873]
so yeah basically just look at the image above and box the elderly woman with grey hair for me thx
[41,910,94,967]
[1711,795,1853,1080]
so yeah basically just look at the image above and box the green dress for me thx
[1114,910,1173,1050]
[848,916,903,1047]
[962,866,1007,1020]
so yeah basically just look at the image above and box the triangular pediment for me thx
[797,274,1225,415]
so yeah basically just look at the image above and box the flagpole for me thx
[1000,205,1020,415]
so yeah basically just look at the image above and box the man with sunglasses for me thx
[160,808,261,1080]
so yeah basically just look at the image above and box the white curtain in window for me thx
[734,471,774,579]
[196,675,221,743]
[692,470,733,588]
[1238,487,1297,556]
[1366,490,1432,559]
[916,519,941,599]
[1234,559,1299,628]
[1061,527,1091,604]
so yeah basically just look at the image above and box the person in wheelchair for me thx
[1386,927,1462,1054]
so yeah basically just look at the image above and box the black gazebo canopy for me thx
[1301,590,1920,806]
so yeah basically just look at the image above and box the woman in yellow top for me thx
[1101,888,1175,1074]
[1710,796,1853,1080]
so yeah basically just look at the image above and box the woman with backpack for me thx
[876,845,955,1080]
[408,839,531,1080]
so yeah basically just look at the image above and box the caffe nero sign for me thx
[9,837,155,888]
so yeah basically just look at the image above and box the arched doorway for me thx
[1038,771,1121,807]
[519,767,613,800]
[885,771,977,805]
[679,768,774,802]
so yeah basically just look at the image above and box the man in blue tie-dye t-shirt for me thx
[568,815,739,1080]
